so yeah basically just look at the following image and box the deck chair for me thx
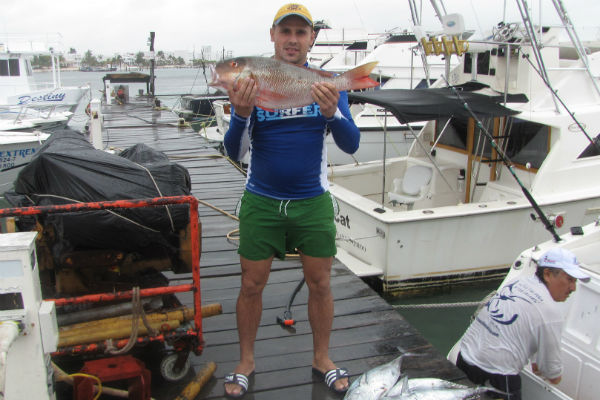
[388,164,433,208]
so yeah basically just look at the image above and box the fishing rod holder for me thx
[530,212,565,229]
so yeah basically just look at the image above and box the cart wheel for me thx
[159,353,191,382]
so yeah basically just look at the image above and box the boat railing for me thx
[3,104,61,123]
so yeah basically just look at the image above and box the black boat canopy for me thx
[102,72,151,83]
[348,87,526,124]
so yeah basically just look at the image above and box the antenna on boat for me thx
[442,76,562,242]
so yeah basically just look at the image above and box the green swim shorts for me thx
[237,190,338,260]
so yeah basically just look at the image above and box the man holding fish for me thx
[211,3,379,398]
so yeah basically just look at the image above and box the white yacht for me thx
[0,35,89,131]
[328,1,600,294]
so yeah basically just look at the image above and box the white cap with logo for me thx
[537,247,591,282]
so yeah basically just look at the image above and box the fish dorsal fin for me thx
[355,371,369,389]
[399,375,409,395]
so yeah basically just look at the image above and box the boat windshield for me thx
[434,116,549,169]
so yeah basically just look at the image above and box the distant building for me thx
[62,52,81,69]
[199,46,212,60]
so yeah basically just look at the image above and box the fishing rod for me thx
[442,76,561,243]
[519,51,600,154]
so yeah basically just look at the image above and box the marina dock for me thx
[72,98,471,399]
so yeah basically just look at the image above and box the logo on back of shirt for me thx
[256,104,321,122]
[485,282,532,326]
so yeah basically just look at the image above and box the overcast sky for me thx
[2,0,599,57]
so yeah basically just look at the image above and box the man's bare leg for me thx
[224,256,273,397]
[301,253,349,392]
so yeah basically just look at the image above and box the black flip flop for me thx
[224,371,254,398]
[312,367,350,393]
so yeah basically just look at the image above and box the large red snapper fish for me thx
[209,56,379,111]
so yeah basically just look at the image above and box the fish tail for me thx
[341,61,380,90]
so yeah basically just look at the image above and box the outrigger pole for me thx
[443,76,562,243]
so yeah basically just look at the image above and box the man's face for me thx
[545,269,577,302]
[270,16,315,66]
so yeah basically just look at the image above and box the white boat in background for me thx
[328,1,600,295]
[447,219,600,400]
[307,22,374,70]
[0,34,89,131]
[0,130,50,193]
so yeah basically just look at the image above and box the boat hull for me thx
[6,86,88,109]
[0,131,50,193]
[331,180,600,294]
[0,131,49,171]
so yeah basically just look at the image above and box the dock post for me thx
[149,32,155,98]
[89,99,103,150]
[104,79,112,104]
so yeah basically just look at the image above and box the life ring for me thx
[85,102,91,116]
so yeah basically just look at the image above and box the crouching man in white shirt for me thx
[456,247,590,400]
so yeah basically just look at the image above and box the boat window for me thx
[463,52,492,76]
[477,118,549,169]
[578,134,600,158]
[0,59,20,76]
[9,59,19,76]
[503,118,549,169]
[464,53,473,74]
[435,117,549,169]
[0,60,8,76]
[435,117,468,150]
[477,51,490,75]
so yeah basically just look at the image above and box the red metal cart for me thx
[0,195,203,380]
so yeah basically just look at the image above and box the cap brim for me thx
[565,265,591,282]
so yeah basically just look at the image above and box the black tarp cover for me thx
[5,129,192,255]
[348,87,524,123]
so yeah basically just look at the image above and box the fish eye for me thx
[230,61,238,68]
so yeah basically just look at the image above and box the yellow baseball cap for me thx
[273,3,313,26]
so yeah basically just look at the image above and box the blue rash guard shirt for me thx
[224,84,360,200]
